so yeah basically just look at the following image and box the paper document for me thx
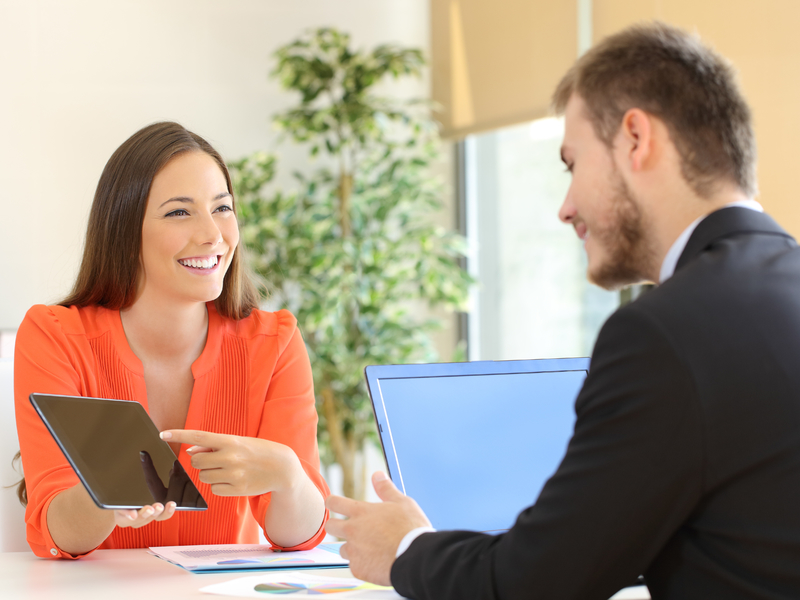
[200,571,403,598]
[149,542,348,573]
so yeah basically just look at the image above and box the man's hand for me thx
[325,472,432,586]
[160,429,303,497]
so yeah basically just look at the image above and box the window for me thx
[462,118,619,361]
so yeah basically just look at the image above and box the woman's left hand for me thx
[159,429,303,497]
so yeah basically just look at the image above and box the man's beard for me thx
[588,170,655,290]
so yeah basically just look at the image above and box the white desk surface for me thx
[0,549,359,600]
[0,548,651,600]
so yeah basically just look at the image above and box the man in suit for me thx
[324,23,800,599]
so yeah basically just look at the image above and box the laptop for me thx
[365,358,589,533]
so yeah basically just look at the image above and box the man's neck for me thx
[644,183,752,282]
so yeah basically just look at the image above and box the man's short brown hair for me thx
[553,22,757,198]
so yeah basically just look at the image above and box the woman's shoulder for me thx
[21,304,114,338]
[220,307,298,343]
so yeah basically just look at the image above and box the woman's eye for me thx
[165,208,190,217]
[214,204,233,213]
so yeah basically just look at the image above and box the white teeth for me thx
[180,256,218,269]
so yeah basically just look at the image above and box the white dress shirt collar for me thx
[658,200,763,284]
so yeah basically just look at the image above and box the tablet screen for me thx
[30,394,207,510]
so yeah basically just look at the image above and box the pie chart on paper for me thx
[254,581,374,594]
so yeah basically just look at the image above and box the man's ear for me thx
[618,108,654,172]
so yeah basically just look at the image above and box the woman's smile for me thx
[177,254,222,273]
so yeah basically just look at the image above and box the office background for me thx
[0,0,436,344]
[433,0,800,362]
[2,0,799,365]
[1,0,799,507]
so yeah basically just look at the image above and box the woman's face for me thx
[139,151,239,306]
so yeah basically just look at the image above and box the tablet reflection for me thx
[138,450,206,508]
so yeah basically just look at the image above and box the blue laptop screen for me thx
[368,361,587,532]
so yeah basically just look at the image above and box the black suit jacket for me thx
[391,208,800,600]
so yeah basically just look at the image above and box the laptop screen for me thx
[366,359,589,532]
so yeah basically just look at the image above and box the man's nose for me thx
[558,192,576,224]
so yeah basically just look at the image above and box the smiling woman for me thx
[138,151,240,310]
[12,122,329,559]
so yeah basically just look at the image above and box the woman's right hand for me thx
[47,486,178,555]
[114,501,177,528]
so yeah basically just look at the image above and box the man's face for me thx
[558,95,653,289]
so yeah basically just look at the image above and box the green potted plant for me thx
[230,28,472,499]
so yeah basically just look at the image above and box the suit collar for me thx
[675,206,794,274]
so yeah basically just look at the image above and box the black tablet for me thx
[29,393,207,511]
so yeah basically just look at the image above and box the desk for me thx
[0,549,651,599]
[0,549,358,600]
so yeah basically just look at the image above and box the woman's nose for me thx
[195,212,223,246]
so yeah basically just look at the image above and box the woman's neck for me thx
[119,295,209,366]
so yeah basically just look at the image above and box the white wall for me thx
[0,0,430,330]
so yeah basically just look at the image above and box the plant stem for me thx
[321,386,355,498]
[338,169,353,238]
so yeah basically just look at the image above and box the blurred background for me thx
[2,0,799,500]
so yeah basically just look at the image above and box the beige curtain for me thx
[433,0,800,236]
[593,0,800,238]
[431,0,577,140]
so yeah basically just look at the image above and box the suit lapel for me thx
[675,207,794,274]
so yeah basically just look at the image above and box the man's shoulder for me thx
[638,217,800,323]
[669,209,798,291]
[599,218,800,411]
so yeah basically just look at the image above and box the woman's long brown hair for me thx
[62,121,260,316]
[15,122,261,506]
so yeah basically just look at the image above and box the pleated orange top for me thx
[14,302,329,559]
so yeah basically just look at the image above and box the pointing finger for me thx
[160,429,227,448]
[185,445,214,456]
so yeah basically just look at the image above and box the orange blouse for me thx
[14,303,329,559]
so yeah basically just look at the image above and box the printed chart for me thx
[200,572,403,598]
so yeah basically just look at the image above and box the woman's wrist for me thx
[264,466,326,548]
[47,484,115,555]
[269,445,307,496]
